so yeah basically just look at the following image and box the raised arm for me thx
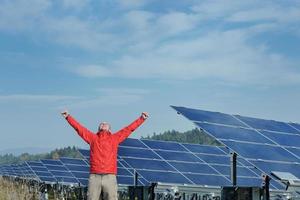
[114,112,148,144]
[61,111,94,144]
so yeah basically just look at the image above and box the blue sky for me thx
[0,0,300,151]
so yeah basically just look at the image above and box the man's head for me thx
[98,122,111,132]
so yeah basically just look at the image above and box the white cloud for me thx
[1,0,300,86]
[0,0,51,31]
[155,12,198,36]
[227,4,300,24]
[64,88,149,109]
[74,65,113,77]
[0,90,148,109]
[96,88,149,95]
[73,28,300,85]
[62,0,89,10]
[117,0,149,9]
[0,94,80,102]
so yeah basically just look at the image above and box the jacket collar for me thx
[97,130,112,136]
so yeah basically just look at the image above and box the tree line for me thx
[0,146,82,165]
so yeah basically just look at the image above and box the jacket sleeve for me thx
[66,115,94,144]
[114,116,145,144]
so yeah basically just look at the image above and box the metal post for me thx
[230,152,237,186]
[134,170,138,186]
[262,174,270,200]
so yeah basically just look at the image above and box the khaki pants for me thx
[87,174,118,200]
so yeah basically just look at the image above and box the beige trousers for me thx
[87,174,118,200]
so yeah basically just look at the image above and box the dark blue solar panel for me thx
[78,178,89,186]
[184,173,231,186]
[236,177,261,187]
[40,159,80,185]
[118,160,131,168]
[27,161,44,167]
[51,170,74,177]
[212,165,258,177]
[182,143,226,155]
[237,158,253,167]
[65,165,89,172]
[35,171,53,177]
[235,115,299,134]
[78,149,89,157]
[169,162,217,174]
[46,165,67,171]
[118,147,160,159]
[218,146,230,154]
[137,170,192,184]
[120,138,148,148]
[30,166,49,172]
[260,131,300,148]
[118,168,132,176]
[155,150,202,163]
[60,158,87,166]
[197,122,274,144]
[71,171,89,179]
[172,106,246,127]
[222,140,299,163]
[286,147,300,158]
[172,105,300,189]
[252,160,300,179]
[141,139,187,152]
[41,159,63,166]
[123,158,175,171]
[39,176,56,182]
[195,154,230,165]
[289,123,300,132]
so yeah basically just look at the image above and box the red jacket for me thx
[66,115,145,174]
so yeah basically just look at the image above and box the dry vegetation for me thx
[0,177,38,200]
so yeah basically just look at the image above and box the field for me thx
[0,177,38,200]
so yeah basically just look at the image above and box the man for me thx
[61,110,148,200]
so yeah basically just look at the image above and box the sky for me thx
[0,0,300,152]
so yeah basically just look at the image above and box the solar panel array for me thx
[78,138,284,189]
[172,105,300,188]
[1,137,276,188]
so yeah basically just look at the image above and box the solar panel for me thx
[235,115,299,134]
[182,143,226,155]
[184,173,231,186]
[172,105,300,189]
[40,159,79,185]
[172,106,246,127]
[289,123,300,132]
[260,131,300,148]
[195,122,274,144]
[60,157,89,186]
[142,139,188,152]
[26,161,56,183]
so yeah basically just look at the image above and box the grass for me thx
[0,177,38,200]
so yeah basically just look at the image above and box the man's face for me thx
[99,122,110,131]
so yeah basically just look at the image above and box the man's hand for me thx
[141,112,149,120]
[61,110,69,118]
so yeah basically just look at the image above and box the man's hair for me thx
[98,122,111,131]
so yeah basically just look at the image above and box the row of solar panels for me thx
[83,138,284,190]
[171,106,300,188]
[0,157,90,186]
[0,138,286,190]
